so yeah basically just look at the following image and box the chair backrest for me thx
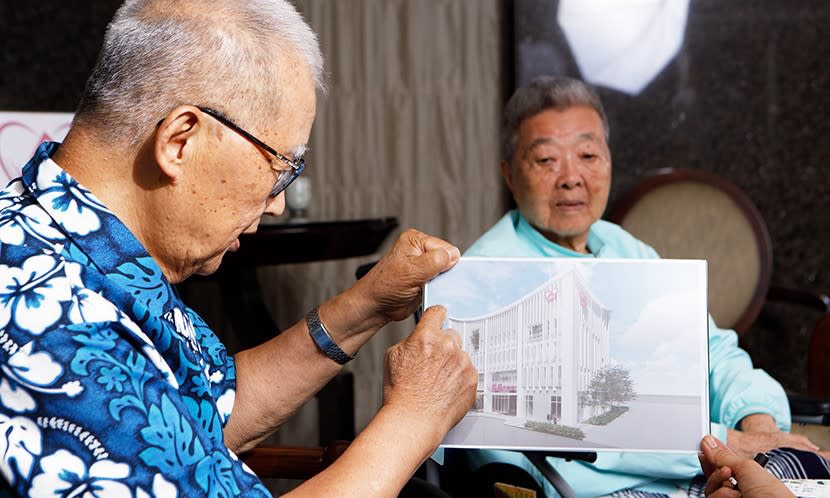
[608,168,773,336]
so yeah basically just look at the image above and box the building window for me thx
[529,323,543,341]
[550,395,562,423]
[473,393,484,411]
[493,394,517,416]
[470,329,480,353]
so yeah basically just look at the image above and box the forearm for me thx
[224,229,460,454]
[725,414,778,455]
[285,404,443,497]
[726,413,820,458]
[283,305,475,497]
[739,413,779,432]
[224,289,387,452]
[286,305,476,497]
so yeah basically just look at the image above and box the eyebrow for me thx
[291,143,309,159]
[528,132,605,150]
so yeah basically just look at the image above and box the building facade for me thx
[449,269,611,426]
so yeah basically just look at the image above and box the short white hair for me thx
[74,0,325,144]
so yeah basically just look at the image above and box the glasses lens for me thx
[269,158,305,197]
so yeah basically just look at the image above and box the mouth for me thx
[555,200,586,211]
[228,238,241,252]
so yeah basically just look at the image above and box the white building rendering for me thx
[448,269,611,426]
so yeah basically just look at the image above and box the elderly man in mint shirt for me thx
[461,76,829,497]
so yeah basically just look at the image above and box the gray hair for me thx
[501,76,609,164]
[74,0,325,145]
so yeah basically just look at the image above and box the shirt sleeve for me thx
[707,316,791,431]
[0,320,267,497]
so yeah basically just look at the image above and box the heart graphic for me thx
[0,119,72,185]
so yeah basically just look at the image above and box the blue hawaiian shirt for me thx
[0,142,270,497]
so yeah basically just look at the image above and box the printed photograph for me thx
[424,257,710,453]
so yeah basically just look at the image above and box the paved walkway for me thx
[581,399,702,450]
[442,398,703,452]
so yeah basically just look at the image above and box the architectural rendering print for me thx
[424,257,709,453]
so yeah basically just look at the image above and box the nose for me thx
[263,192,286,217]
[555,152,582,190]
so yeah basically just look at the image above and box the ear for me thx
[500,159,515,195]
[154,106,202,181]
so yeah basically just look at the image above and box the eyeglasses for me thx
[197,106,305,197]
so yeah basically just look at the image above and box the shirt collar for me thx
[514,210,606,257]
[21,142,178,315]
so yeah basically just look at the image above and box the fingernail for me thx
[703,435,717,449]
[446,247,460,261]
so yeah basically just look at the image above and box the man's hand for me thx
[355,229,460,324]
[727,414,826,459]
[382,305,478,444]
[283,307,476,497]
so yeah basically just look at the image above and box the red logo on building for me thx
[544,287,558,302]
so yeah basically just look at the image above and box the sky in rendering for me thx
[425,257,708,396]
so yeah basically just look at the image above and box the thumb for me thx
[702,435,742,471]
[415,238,460,276]
[413,305,448,334]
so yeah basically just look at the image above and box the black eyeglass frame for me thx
[196,106,305,197]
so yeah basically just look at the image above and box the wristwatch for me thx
[306,307,354,365]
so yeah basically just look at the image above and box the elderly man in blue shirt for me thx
[461,75,828,497]
[0,1,478,496]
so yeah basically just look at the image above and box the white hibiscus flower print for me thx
[0,179,24,206]
[215,389,235,423]
[37,163,109,237]
[30,450,131,497]
[68,288,120,325]
[0,341,82,413]
[0,414,42,487]
[0,254,70,335]
[166,308,201,354]
[136,474,178,498]
[0,203,64,247]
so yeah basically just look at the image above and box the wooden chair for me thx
[241,441,453,497]
[238,375,355,482]
[607,167,830,405]
[241,440,350,480]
